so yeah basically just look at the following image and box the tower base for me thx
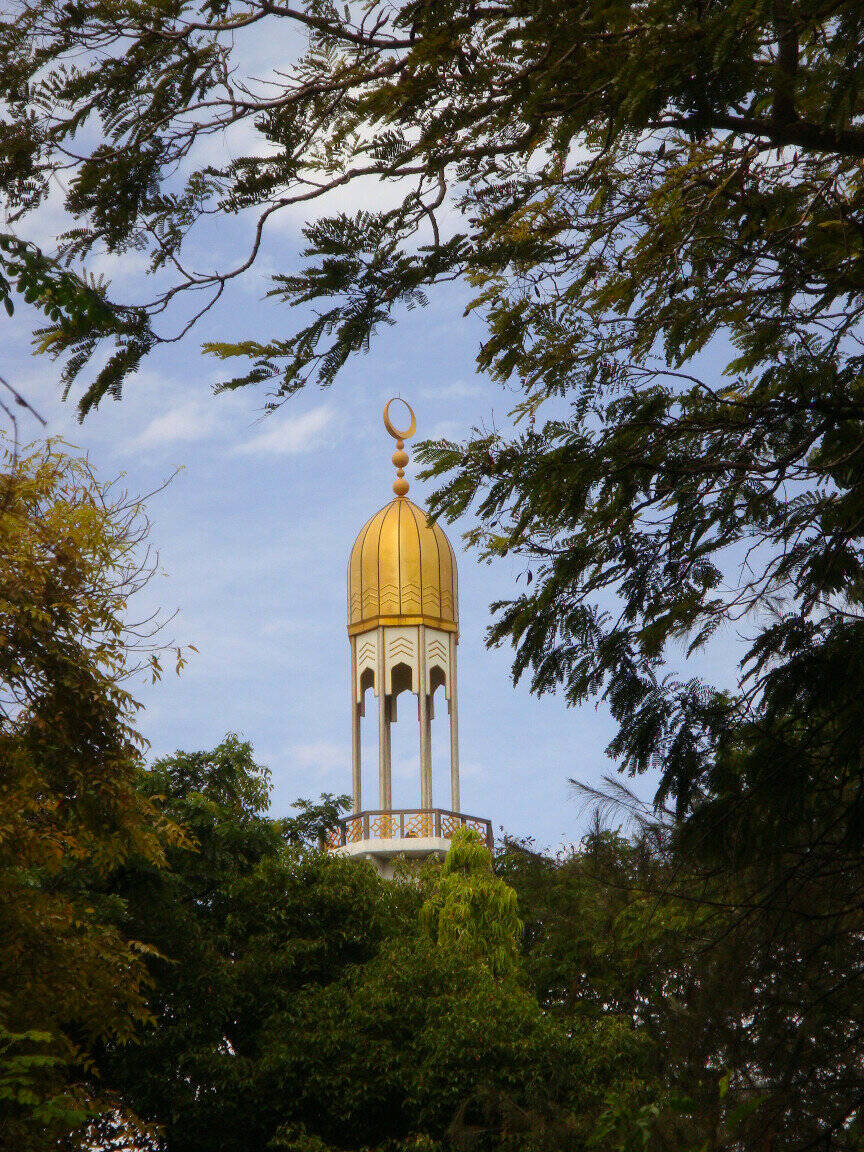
[332,835,451,879]
[327,808,493,879]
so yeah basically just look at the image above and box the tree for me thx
[267,936,645,1152]
[497,828,713,1149]
[96,740,413,1152]
[0,438,183,1150]
[96,750,657,1152]
[282,793,352,849]
[421,827,522,977]
[500,787,864,1151]
[7,9,864,1139]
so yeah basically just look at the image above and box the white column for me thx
[350,635,361,813]
[384,695,393,810]
[377,627,391,809]
[418,626,432,808]
[449,637,460,812]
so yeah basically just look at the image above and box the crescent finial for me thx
[383,398,416,497]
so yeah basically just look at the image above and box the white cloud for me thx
[419,379,484,401]
[427,419,463,440]
[268,171,411,235]
[135,401,219,447]
[88,247,152,286]
[233,404,333,455]
[289,741,346,776]
[14,193,73,252]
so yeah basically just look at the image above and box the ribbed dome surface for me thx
[348,498,458,633]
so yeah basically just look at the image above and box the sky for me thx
[9,280,645,852]
[2,23,746,852]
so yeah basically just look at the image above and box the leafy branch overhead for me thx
[5,1,862,410]
[6,3,864,819]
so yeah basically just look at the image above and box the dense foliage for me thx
[0,440,182,1150]
[78,734,864,1151]
[503,805,864,1149]
[421,827,522,976]
[91,741,654,1152]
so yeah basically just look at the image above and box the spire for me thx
[383,397,416,498]
[331,397,494,879]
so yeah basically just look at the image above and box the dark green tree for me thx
[501,778,864,1151]
[264,933,650,1152]
[1,1,862,815]
[7,8,864,1141]
[95,738,398,1152]
[94,747,656,1152]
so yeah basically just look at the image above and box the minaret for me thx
[329,399,492,876]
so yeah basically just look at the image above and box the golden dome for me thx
[348,497,458,635]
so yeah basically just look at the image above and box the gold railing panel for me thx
[370,813,396,839]
[462,817,487,837]
[404,811,434,838]
[344,815,364,844]
[440,812,462,838]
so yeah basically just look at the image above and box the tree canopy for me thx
[502,808,864,1149]
[91,741,654,1152]
[421,827,522,976]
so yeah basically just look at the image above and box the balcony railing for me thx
[327,808,493,851]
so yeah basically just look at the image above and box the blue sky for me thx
[3,36,747,849]
[6,270,661,850]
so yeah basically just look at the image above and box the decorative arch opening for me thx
[429,669,450,808]
[359,666,375,716]
[429,663,447,700]
[390,661,413,697]
[387,661,414,724]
